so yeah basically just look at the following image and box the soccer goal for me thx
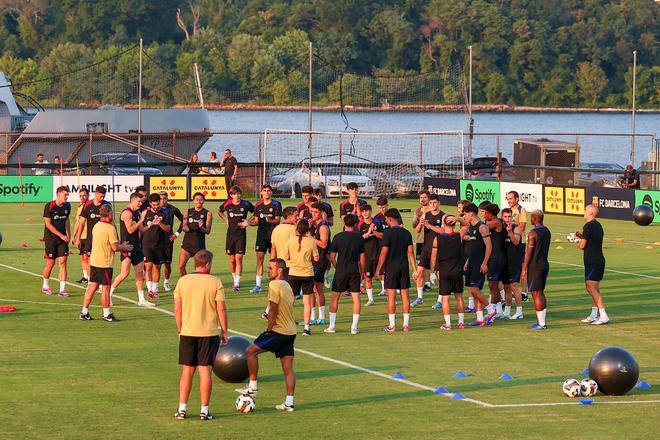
[262,129,465,198]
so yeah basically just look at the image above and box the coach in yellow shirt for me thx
[236,258,297,411]
[173,250,227,421]
[270,206,298,262]
[79,204,132,322]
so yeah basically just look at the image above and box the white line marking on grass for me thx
[2,262,658,410]
[0,297,146,309]
[549,260,660,280]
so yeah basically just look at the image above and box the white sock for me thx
[304,324,310,330]
[496,302,503,314]
[444,314,451,326]
[329,312,337,328]
[83,270,89,279]
[504,305,511,316]
[264,305,269,314]
[178,402,187,412]
[437,294,443,303]
[536,309,546,326]
[458,313,465,324]
[388,313,395,327]
[380,279,385,291]
[249,379,258,390]
[81,307,89,314]
[110,286,116,297]
[590,307,598,318]
[234,275,241,286]
[516,306,523,315]
[403,313,410,327]
[200,405,208,415]
[231,273,237,284]
[103,307,110,318]
[146,281,153,291]
[430,272,437,284]
[351,313,360,329]
[599,308,608,320]
[310,308,317,321]
[366,288,374,301]
[255,275,262,287]
[138,290,145,302]
[416,287,424,299]
[468,296,475,309]
[285,395,294,406]
[318,306,326,320]
[43,278,49,289]
[59,281,66,292]
[486,303,495,314]
[499,288,505,297]
[153,282,159,292]
[476,310,484,321]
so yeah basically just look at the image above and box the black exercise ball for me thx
[588,346,639,395]
[633,205,654,226]
[213,336,251,383]
[0,231,3,246]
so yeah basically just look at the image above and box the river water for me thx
[202,110,658,166]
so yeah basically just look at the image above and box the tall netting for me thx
[263,129,464,198]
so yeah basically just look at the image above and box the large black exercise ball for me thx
[213,336,251,383]
[633,205,654,226]
[588,347,639,395]
[0,231,3,246]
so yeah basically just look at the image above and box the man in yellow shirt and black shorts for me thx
[236,258,297,411]
[173,250,228,421]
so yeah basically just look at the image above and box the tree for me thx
[575,61,608,106]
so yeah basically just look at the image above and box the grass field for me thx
[0,199,659,439]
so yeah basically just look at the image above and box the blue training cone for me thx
[451,393,466,400]
[499,373,513,380]
[581,368,589,375]
[636,381,651,389]
[453,371,468,378]
[392,372,406,379]
[434,387,449,394]
[579,398,594,405]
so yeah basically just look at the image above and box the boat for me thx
[0,71,210,175]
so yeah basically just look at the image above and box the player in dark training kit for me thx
[159,192,184,292]
[309,203,330,324]
[248,185,282,293]
[74,186,111,259]
[179,192,213,276]
[414,194,445,308]
[501,208,525,319]
[339,182,366,220]
[575,204,610,325]
[42,186,71,296]
[325,214,366,334]
[140,193,171,299]
[376,208,418,332]
[72,187,90,283]
[481,203,507,318]
[218,186,254,291]
[521,210,551,330]
[425,216,466,330]
[109,192,153,307]
[359,204,384,305]
[461,203,497,326]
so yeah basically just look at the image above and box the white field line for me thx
[1,261,657,409]
[549,260,660,280]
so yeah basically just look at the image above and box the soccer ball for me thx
[580,378,598,397]
[562,379,581,397]
[566,233,580,243]
[235,394,256,413]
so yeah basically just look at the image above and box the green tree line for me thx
[0,0,657,108]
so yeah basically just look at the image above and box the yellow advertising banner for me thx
[565,187,585,215]
[148,176,188,201]
[544,186,564,213]
[190,176,228,200]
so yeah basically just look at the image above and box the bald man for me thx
[574,204,610,325]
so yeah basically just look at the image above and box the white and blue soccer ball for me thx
[235,394,256,413]
[562,378,581,397]
[566,233,580,243]
[580,378,598,397]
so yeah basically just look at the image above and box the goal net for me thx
[263,129,464,198]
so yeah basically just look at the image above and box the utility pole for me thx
[631,50,637,165]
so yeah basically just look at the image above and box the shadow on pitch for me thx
[257,365,400,384]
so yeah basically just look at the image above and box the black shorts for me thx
[439,272,464,295]
[90,266,113,285]
[44,238,69,259]
[487,257,506,282]
[255,231,272,253]
[415,243,423,260]
[121,248,144,266]
[332,272,361,293]
[179,335,220,366]
[254,331,296,358]
[313,257,329,283]
[142,245,165,264]
[288,275,314,295]
[78,239,87,256]
[226,231,246,255]
[464,263,485,289]
[585,263,605,282]
[384,267,411,290]
[506,260,522,284]
[527,268,549,292]
[418,248,432,270]
[364,259,379,278]
[163,240,174,264]
[83,238,93,256]
[181,244,203,257]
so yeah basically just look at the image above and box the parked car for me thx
[467,156,513,180]
[577,162,624,187]
[91,152,163,175]
[370,164,429,197]
[269,163,374,198]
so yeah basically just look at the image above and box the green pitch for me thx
[0,200,658,439]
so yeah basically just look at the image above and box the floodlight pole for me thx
[194,63,205,109]
[468,45,474,162]
[631,50,637,166]
[307,41,313,184]
[137,38,143,172]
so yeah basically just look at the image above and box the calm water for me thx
[202,110,659,166]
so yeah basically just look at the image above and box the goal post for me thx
[262,129,465,198]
